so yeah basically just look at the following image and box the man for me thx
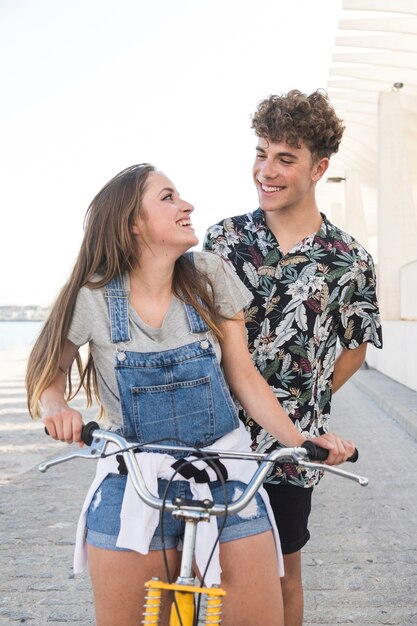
[204,89,382,625]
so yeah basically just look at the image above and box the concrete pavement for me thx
[0,364,416,625]
[303,369,417,626]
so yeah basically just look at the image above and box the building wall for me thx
[366,320,417,392]
[401,260,417,320]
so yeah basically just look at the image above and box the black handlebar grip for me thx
[347,448,359,463]
[301,440,329,461]
[44,420,100,446]
[301,440,359,463]
[81,421,100,446]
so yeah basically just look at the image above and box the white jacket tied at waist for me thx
[73,422,283,585]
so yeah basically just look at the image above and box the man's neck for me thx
[264,205,323,256]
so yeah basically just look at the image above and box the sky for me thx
[1,0,344,306]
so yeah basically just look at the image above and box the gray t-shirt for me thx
[68,251,252,428]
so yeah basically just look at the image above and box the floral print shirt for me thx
[204,210,383,487]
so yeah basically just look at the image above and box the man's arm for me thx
[332,343,367,393]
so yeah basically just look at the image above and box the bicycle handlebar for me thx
[40,422,368,517]
[45,422,359,462]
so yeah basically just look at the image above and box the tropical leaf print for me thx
[344,319,354,340]
[274,311,296,339]
[248,245,264,268]
[261,357,280,380]
[242,261,259,287]
[328,266,351,281]
[244,306,259,323]
[299,357,312,373]
[333,239,350,253]
[295,305,308,331]
[203,209,382,487]
[223,217,236,234]
[264,249,281,265]
[320,283,330,311]
[273,328,298,349]
[305,298,322,314]
[265,296,280,316]
[281,352,292,374]
[279,255,308,266]
[258,266,276,277]
[319,388,331,410]
[289,344,308,358]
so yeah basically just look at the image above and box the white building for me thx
[318,0,417,392]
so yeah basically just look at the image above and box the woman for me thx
[26,164,351,626]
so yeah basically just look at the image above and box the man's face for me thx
[252,137,328,214]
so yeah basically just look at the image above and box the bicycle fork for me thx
[142,500,226,625]
[142,580,225,625]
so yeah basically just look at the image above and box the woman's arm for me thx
[219,313,355,464]
[40,339,84,444]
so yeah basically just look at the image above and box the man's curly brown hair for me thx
[251,89,345,160]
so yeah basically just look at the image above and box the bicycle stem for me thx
[172,510,210,584]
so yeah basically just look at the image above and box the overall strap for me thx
[105,275,131,344]
[183,252,210,334]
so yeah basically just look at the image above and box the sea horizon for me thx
[0,320,43,352]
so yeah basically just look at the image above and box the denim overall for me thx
[105,274,239,452]
[85,270,271,552]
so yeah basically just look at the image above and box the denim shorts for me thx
[86,473,272,551]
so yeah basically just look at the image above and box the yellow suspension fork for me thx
[143,579,226,626]
[142,578,163,624]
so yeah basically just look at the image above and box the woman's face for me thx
[132,171,198,255]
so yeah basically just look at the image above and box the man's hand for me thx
[309,432,356,465]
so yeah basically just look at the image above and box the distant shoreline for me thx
[0,319,45,323]
[0,306,49,323]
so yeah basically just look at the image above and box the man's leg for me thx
[281,550,303,626]
[264,483,313,626]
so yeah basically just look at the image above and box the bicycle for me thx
[39,422,368,626]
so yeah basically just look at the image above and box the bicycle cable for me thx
[158,442,229,626]
[191,450,229,626]
[131,438,231,626]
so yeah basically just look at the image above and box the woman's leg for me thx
[87,545,180,626]
[219,530,284,626]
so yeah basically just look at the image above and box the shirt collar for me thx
[316,212,332,240]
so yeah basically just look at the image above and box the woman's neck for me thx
[128,258,175,327]
[130,261,174,294]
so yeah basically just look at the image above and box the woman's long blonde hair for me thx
[26,164,224,418]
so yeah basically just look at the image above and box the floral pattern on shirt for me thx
[204,210,382,487]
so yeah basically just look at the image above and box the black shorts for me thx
[264,483,313,555]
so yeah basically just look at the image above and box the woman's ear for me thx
[130,223,140,235]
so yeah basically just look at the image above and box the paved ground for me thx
[303,368,417,626]
[0,357,416,625]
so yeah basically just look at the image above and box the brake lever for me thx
[298,460,368,486]
[38,436,107,473]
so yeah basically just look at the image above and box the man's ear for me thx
[312,157,329,182]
